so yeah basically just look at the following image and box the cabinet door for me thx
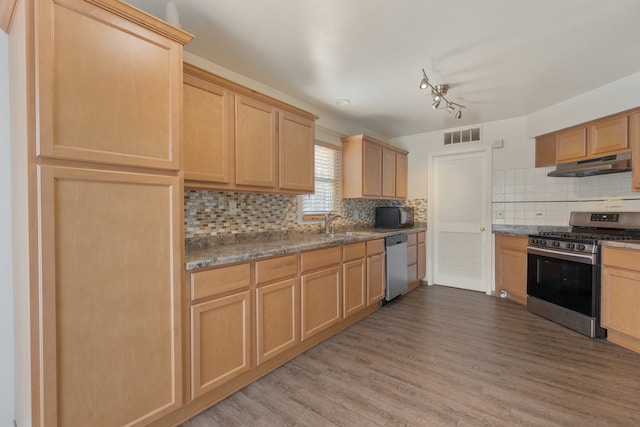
[589,114,629,156]
[602,266,640,345]
[631,112,640,192]
[556,126,587,163]
[36,0,187,169]
[191,291,251,398]
[382,148,397,198]
[256,279,299,365]
[362,141,382,197]
[235,95,277,188]
[183,72,233,184]
[417,242,426,280]
[495,235,528,305]
[343,259,367,318]
[535,133,557,167]
[396,153,408,199]
[39,166,183,426]
[279,111,315,192]
[301,267,342,340]
[367,254,385,305]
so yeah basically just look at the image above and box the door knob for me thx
[480,227,485,231]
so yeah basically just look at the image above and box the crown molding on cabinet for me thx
[0,0,17,33]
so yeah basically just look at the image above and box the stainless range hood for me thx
[547,152,632,177]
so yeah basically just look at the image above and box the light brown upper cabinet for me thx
[278,111,315,192]
[556,126,588,163]
[631,111,640,192]
[534,132,557,167]
[182,63,316,194]
[183,69,233,184]
[342,134,409,200]
[235,95,278,189]
[536,110,635,166]
[35,0,189,170]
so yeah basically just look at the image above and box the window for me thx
[302,142,341,220]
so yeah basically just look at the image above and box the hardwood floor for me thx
[181,285,640,426]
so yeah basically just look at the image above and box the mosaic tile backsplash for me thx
[185,189,427,238]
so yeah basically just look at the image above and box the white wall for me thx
[392,116,533,199]
[528,71,640,137]
[0,29,15,427]
[183,51,388,143]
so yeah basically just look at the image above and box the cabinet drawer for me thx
[407,233,417,246]
[366,239,385,256]
[407,245,417,266]
[191,262,251,301]
[255,254,298,285]
[602,247,640,271]
[497,234,528,251]
[417,231,425,243]
[301,246,341,272]
[343,242,366,262]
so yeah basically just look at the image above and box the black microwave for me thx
[375,207,414,228]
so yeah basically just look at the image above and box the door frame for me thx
[427,144,493,295]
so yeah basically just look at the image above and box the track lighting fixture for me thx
[419,68,465,119]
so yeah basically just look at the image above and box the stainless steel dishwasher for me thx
[385,234,408,301]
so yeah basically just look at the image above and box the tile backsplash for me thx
[493,167,640,226]
[185,189,427,238]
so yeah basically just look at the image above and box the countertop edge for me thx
[185,226,427,271]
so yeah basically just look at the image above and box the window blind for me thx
[303,144,341,216]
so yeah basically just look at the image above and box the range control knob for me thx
[540,240,547,246]
[532,239,539,244]
[577,244,586,251]
[567,243,575,249]
[552,241,560,247]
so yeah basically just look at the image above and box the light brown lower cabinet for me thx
[407,232,425,291]
[417,237,426,281]
[256,278,300,365]
[367,239,386,305]
[601,246,640,353]
[301,266,342,340]
[494,234,528,305]
[343,242,367,318]
[191,291,251,398]
[39,166,183,426]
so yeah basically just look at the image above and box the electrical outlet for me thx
[285,212,295,221]
[353,210,360,220]
[535,211,545,218]
[228,200,238,214]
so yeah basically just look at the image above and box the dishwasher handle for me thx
[385,234,408,247]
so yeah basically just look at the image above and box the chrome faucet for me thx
[324,213,343,234]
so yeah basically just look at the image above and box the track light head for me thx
[419,69,465,117]
[420,69,429,89]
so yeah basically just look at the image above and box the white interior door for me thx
[428,146,491,293]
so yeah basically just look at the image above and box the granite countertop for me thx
[492,224,570,236]
[185,225,427,271]
[600,240,640,250]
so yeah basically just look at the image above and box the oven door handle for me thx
[527,247,596,265]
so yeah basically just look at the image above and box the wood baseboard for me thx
[607,329,640,354]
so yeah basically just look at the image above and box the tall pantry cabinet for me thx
[8,1,192,426]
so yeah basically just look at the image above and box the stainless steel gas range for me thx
[527,211,640,338]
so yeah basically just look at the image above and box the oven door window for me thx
[527,253,596,317]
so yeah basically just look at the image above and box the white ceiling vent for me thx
[443,126,481,146]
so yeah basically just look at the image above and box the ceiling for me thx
[128,0,640,139]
